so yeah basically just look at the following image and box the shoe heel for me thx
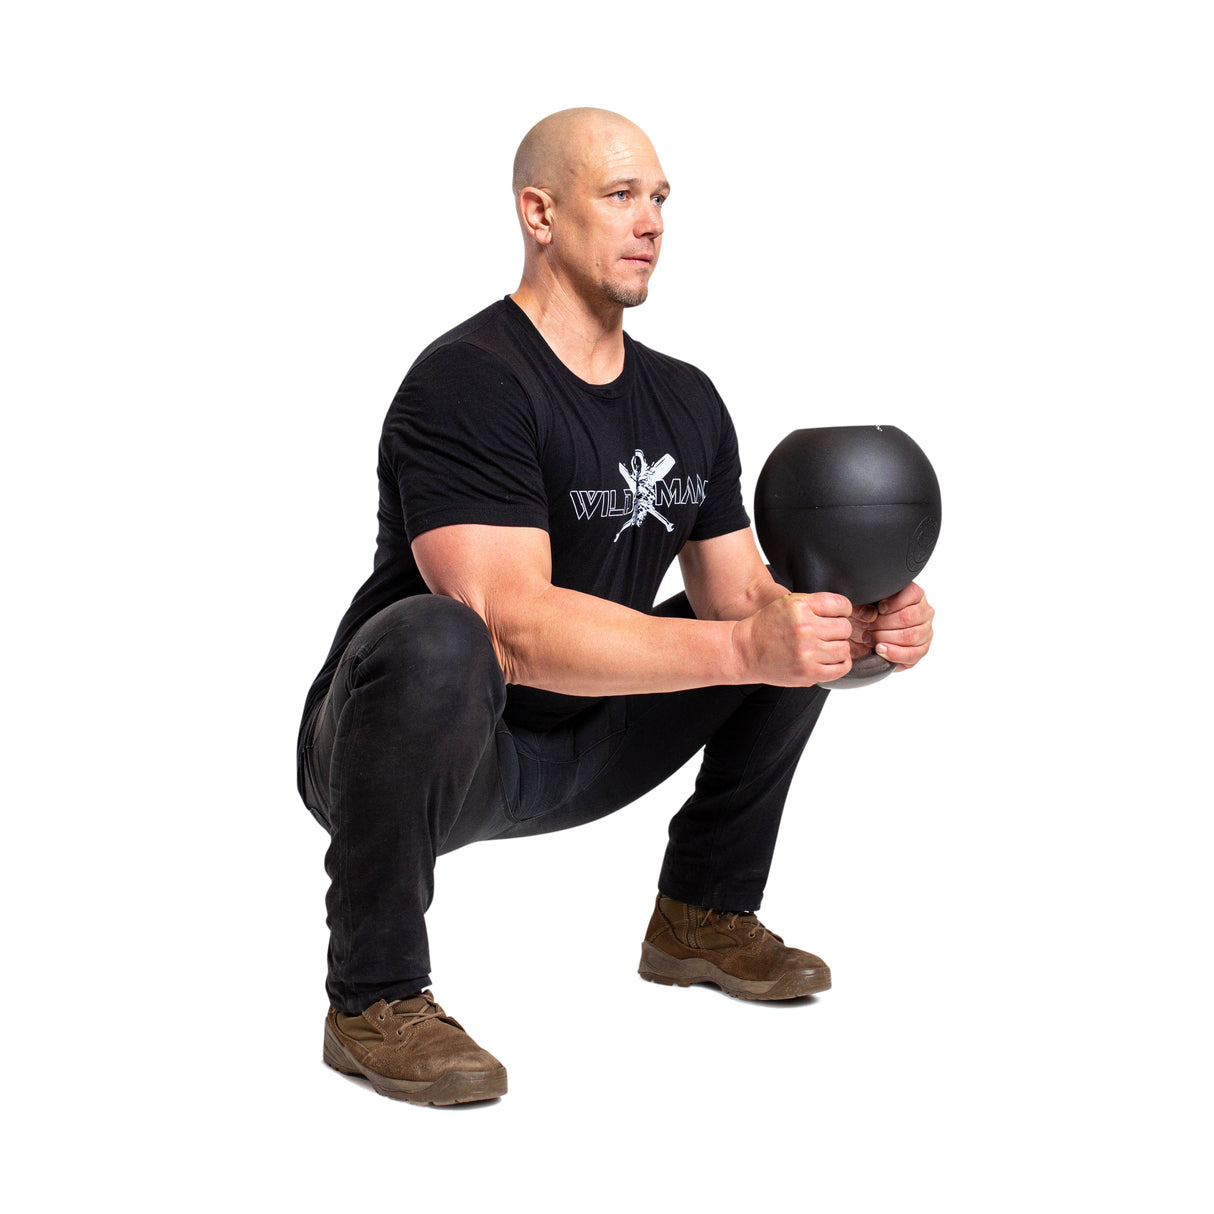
[637,941,694,988]
[323,1024,362,1076]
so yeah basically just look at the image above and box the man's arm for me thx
[677,528,787,621]
[410,524,856,697]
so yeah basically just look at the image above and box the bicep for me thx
[411,524,553,619]
[678,527,780,621]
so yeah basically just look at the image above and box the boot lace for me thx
[376,993,451,1038]
[701,908,769,942]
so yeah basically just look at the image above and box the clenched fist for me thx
[847,582,935,672]
[730,592,856,687]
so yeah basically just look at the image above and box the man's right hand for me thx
[730,592,856,686]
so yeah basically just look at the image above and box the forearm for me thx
[677,529,788,622]
[696,575,788,622]
[489,583,744,696]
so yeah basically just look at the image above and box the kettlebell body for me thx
[754,425,941,688]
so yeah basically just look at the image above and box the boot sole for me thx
[323,1021,507,1105]
[637,941,832,1000]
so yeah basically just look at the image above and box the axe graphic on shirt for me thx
[614,449,676,542]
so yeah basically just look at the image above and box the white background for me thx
[4,2,1211,1210]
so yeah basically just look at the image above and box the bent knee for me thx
[349,595,501,701]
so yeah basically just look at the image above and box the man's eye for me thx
[653,195,666,208]
[613,190,629,201]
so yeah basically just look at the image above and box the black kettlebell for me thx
[754,425,941,689]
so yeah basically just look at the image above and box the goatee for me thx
[599,280,649,309]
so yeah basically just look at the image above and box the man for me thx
[297,108,935,1105]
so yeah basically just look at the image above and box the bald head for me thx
[512,108,652,199]
[511,107,668,317]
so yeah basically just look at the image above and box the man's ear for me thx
[517,187,555,246]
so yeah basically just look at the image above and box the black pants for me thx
[299,594,829,1014]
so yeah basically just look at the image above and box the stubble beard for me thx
[598,278,649,309]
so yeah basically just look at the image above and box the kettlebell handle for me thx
[833,647,896,689]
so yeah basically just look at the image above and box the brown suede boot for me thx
[638,894,832,1000]
[323,990,507,1104]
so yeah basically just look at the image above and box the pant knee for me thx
[348,595,504,720]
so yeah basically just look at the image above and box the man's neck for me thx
[511,281,626,385]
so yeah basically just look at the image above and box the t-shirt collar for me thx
[502,295,635,400]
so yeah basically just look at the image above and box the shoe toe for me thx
[789,947,829,971]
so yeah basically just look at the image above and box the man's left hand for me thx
[849,582,935,672]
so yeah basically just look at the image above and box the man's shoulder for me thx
[407,298,523,376]
[384,300,533,432]
[627,334,720,398]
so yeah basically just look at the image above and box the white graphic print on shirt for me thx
[567,448,707,541]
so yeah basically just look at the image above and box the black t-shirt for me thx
[299,297,750,750]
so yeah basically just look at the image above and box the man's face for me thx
[550,126,669,310]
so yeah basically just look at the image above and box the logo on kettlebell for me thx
[906,515,939,575]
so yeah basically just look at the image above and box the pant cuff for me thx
[658,877,765,913]
[329,975,432,1014]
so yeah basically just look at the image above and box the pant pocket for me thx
[507,706,625,822]
[299,744,332,832]
[495,724,521,820]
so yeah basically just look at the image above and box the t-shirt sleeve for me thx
[383,343,550,542]
[688,374,751,542]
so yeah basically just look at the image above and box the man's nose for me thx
[636,199,664,239]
